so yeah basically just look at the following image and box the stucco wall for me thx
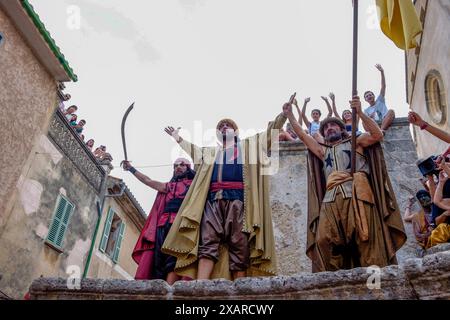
[407,0,450,158]
[270,118,422,275]
[0,133,99,299]
[0,7,58,227]
[87,197,141,281]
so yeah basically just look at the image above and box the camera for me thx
[416,156,440,177]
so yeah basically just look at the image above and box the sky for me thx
[32,0,409,213]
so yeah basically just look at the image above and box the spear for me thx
[351,0,359,176]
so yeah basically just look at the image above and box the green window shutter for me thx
[47,195,74,249]
[55,201,74,247]
[99,208,114,253]
[112,222,125,264]
[47,196,66,244]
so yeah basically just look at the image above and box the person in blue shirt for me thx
[363,64,396,134]
[329,92,362,136]
[300,96,332,139]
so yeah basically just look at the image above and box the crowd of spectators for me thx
[278,64,395,142]
[57,82,112,163]
[403,111,450,253]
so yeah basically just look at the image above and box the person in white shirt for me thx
[363,64,396,134]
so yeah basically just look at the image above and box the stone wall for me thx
[406,0,450,158]
[0,111,106,299]
[0,6,58,229]
[270,118,423,275]
[28,244,450,300]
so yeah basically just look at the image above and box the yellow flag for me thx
[376,0,423,49]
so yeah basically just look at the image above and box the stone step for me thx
[29,250,450,300]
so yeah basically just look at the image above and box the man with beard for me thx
[162,101,290,280]
[123,158,195,284]
[286,96,406,272]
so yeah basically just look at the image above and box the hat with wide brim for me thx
[216,118,239,136]
[319,117,346,137]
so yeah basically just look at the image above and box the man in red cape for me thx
[123,158,195,284]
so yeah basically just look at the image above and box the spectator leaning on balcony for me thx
[86,139,95,151]
[63,105,78,121]
[74,120,86,135]
[69,114,78,127]
[94,145,106,159]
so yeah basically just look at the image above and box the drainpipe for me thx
[82,179,126,279]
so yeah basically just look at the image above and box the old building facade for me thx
[406,0,450,158]
[0,0,76,228]
[0,1,146,299]
[87,177,147,281]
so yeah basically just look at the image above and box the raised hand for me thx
[408,111,425,127]
[349,96,362,115]
[321,96,329,102]
[329,92,335,101]
[375,64,384,72]
[293,98,298,107]
[438,160,450,176]
[304,97,311,104]
[164,126,181,142]
[121,160,132,171]
[282,102,293,117]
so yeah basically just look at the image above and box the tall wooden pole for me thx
[351,0,359,176]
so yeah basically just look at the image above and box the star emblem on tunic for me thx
[325,153,334,168]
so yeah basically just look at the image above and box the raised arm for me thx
[376,64,386,97]
[301,97,311,129]
[353,96,384,147]
[122,161,166,193]
[293,98,303,126]
[165,126,203,165]
[266,111,288,151]
[408,111,450,143]
[321,96,333,118]
[426,175,437,199]
[329,93,342,120]
[285,103,324,159]
[434,170,450,211]
[403,196,416,222]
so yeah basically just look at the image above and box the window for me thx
[46,194,75,250]
[99,208,125,263]
[425,70,448,125]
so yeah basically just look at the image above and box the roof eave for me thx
[0,0,77,82]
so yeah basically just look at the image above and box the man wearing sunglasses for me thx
[122,158,195,284]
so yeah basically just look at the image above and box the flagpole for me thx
[351,0,359,176]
